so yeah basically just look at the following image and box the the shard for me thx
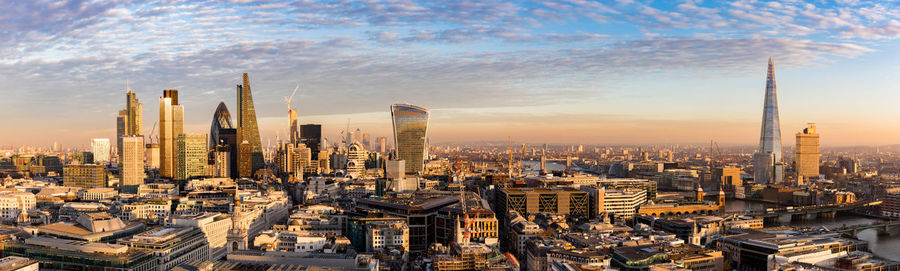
[753,57,784,184]
[237,73,264,178]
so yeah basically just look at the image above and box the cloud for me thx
[2,0,900,146]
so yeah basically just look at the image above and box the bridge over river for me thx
[725,201,883,223]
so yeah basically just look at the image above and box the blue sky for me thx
[2,0,900,147]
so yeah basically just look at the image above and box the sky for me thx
[2,0,900,148]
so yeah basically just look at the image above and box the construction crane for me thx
[283,84,300,111]
[146,121,158,144]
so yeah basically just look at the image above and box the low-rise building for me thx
[119,226,210,271]
[366,220,409,252]
[2,237,156,271]
[79,187,118,201]
[0,256,39,271]
[169,212,232,261]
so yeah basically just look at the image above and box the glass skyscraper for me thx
[753,57,784,184]
[237,73,264,178]
[391,104,429,175]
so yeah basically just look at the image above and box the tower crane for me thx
[146,121,158,143]
[283,84,300,111]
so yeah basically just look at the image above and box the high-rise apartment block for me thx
[176,134,208,181]
[63,164,107,188]
[120,136,145,186]
[753,57,784,184]
[236,73,264,178]
[391,104,429,175]
[795,123,820,180]
[90,138,110,163]
[159,90,184,179]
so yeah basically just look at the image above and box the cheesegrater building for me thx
[236,73,264,178]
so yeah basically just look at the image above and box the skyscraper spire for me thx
[753,57,784,184]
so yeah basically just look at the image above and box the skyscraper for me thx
[236,73,264,178]
[116,110,127,160]
[795,123,820,181]
[391,104,429,175]
[210,101,238,178]
[126,90,143,136]
[90,138,111,163]
[300,124,322,158]
[159,90,184,179]
[289,109,299,145]
[753,57,784,184]
[117,89,143,161]
[121,136,145,186]
[176,134,207,181]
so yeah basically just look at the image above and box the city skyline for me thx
[3,1,900,146]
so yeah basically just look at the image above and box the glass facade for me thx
[391,104,429,175]
[754,57,784,184]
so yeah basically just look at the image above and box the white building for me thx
[91,138,111,163]
[79,188,118,201]
[366,220,409,252]
[603,189,647,219]
[169,212,232,261]
[0,191,36,223]
[121,201,171,221]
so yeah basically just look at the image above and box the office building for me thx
[63,164,107,188]
[0,191,36,223]
[1,237,156,271]
[601,188,647,220]
[883,187,900,218]
[753,57,784,184]
[365,220,409,252]
[300,124,322,158]
[377,136,387,154]
[236,73,264,178]
[208,145,230,178]
[495,188,590,221]
[346,142,367,178]
[712,167,742,189]
[159,90,184,179]
[145,143,160,169]
[209,102,238,178]
[117,90,143,163]
[169,213,233,261]
[289,109,299,144]
[0,256,38,271]
[33,212,145,242]
[91,138,111,163]
[795,123,820,180]
[119,226,210,270]
[355,191,461,254]
[391,104,429,175]
[117,110,128,161]
[209,101,234,149]
[176,134,207,181]
[121,136,145,186]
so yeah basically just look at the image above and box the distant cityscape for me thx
[0,56,900,271]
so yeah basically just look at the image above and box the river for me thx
[725,199,900,261]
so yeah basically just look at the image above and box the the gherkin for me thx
[210,101,234,149]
